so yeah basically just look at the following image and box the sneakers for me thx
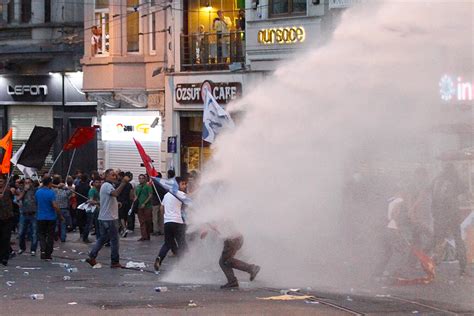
[30,251,36,256]
[220,279,239,289]
[121,230,129,238]
[86,257,97,267]
[110,262,122,269]
[154,257,161,272]
[250,265,261,281]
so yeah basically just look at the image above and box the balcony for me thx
[180,31,245,72]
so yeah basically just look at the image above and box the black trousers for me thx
[37,220,56,258]
[0,218,12,263]
[219,236,253,283]
[158,222,186,261]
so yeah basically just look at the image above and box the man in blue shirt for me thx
[35,177,62,260]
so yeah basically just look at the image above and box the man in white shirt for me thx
[154,177,188,271]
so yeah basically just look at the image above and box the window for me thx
[45,0,51,22]
[21,0,31,23]
[149,12,156,54]
[94,0,110,55]
[269,0,306,17]
[127,0,140,53]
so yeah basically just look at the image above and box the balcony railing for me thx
[180,31,245,72]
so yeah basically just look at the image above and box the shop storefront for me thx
[100,111,162,177]
[164,73,249,175]
[0,73,97,175]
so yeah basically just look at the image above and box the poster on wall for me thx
[167,136,177,153]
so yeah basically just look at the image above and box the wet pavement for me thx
[1,231,473,315]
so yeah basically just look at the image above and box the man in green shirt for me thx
[135,174,153,241]
[83,179,100,243]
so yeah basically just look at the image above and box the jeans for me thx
[37,220,56,258]
[219,236,254,283]
[82,212,94,241]
[57,209,71,242]
[137,207,153,239]
[89,220,120,264]
[158,222,186,261]
[19,214,38,252]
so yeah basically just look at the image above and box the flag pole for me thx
[150,180,162,204]
[48,149,64,175]
[66,148,77,179]
[1,168,13,196]
[200,137,204,171]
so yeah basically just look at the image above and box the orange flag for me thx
[0,128,13,174]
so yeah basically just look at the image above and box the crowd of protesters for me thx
[0,168,177,266]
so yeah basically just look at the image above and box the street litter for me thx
[188,300,198,307]
[125,261,146,269]
[280,288,300,295]
[16,266,41,270]
[376,294,391,298]
[6,281,15,286]
[71,250,77,253]
[30,294,44,300]
[63,276,71,280]
[154,271,160,275]
[23,272,30,276]
[154,286,168,292]
[65,286,85,290]
[68,302,78,305]
[63,251,67,253]
[52,263,70,268]
[412,311,419,314]
[179,285,202,289]
[346,296,353,301]
[258,295,314,301]
[92,263,102,269]
[305,300,320,304]
[78,252,84,255]
[66,268,78,273]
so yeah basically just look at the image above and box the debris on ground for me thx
[68,302,78,305]
[63,276,71,281]
[125,261,146,269]
[92,263,102,269]
[258,294,314,301]
[154,286,168,292]
[52,263,70,268]
[16,266,41,270]
[6,281,15,286]
[305,300,320,304]
[280,288,300,295]
[30,294,44,300]
[66,268,78,273]
[23,272,29,276]
[188,300,198,307]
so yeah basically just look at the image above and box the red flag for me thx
[133,138,158,177]
[63,126,97,151]
[395,247,435,286]
[0,128,13,174]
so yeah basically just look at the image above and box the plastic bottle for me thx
[154,286,168,292]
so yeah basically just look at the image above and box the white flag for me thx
[11,143,37,178]
[202,88,234,143]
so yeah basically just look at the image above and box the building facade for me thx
[0,0,96,176]
[82,0,167,176]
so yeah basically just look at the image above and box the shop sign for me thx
[7,85,48,96]
[439,75,473,103]
[167,136,177,153]
[101,115,161,141]
[0,75,61,103]
[175,82,242,104]
[257,27,305,45]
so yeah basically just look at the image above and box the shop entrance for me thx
[180,112,211,175]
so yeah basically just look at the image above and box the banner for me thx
[11,143,37,178]
[17,126,58,169]
[63,126,97,151]
[202,87,234,143]
[0,128,13,174]
[133,138,158,177]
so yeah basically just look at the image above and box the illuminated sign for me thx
[102,116,161,141]
[439,75,473,102]
[7,85,48,96]
[175,82,242,104]
[257,27,305,45]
